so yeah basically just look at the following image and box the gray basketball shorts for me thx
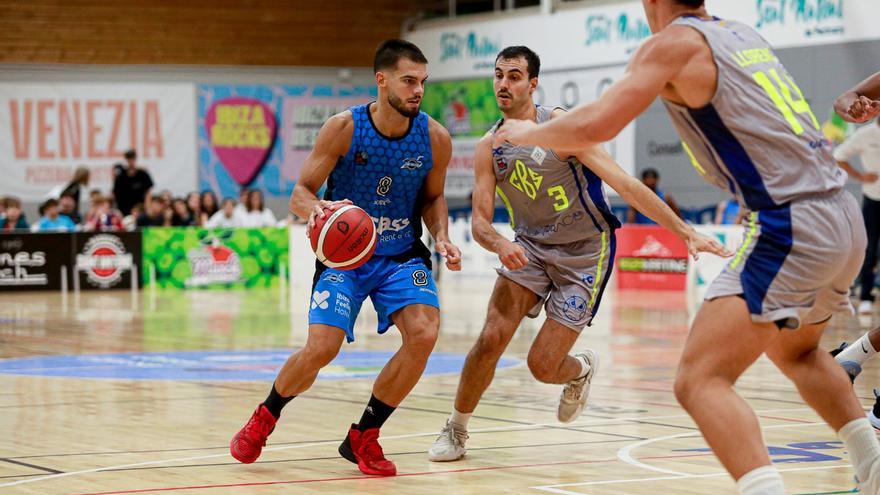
[496,231,616,332]
[705,189,866,329]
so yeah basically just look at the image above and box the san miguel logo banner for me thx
[75,233,142,289]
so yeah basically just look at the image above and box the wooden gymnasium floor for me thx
[0,276,877,495]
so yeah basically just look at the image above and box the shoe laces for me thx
[437,422,468,448]
[563,375,588,402]
[359,428,387,460]
[244,412,272,443]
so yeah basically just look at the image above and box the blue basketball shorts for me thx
[308,256,439,342]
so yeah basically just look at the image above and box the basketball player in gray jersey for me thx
[496,2,880,494]
[429,45,728,462]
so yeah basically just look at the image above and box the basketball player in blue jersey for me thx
[429,45,729,462]
[230,39,460,477]
[496,1,880,493]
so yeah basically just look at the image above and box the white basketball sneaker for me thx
[428,420,468,462]
[557,349,599,424]
[859,300,874,315]
[857,462,880,494]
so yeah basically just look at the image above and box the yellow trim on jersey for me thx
[682,142,706,175]
[495,185,516,229]
[730,212,758,270]
[588,231,608,312]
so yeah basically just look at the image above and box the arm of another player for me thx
[422,119,461,271]
[290,111,354,233]
[495,28,699,149]
[835,71,880,123]
[573,145,733,260]
[471,136,529,270]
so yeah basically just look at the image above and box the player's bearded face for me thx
[388,90,420,118]
[385,60,427,119]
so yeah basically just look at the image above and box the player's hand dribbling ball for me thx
[309,204,377,270]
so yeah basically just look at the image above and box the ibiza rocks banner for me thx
[198,84,376,200]
[0,83,196,201]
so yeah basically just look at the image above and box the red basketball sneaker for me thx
[338,424,397,476]
[230,404,276,463]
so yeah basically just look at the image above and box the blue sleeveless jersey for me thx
[326,103,433,258]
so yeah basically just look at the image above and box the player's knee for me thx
[474,327,506,356]
[526,350,556,383]
[301,342,339,369]
[404,320,439,355]
[673,367,700,408]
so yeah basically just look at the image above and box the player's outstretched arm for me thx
[290,111,354,232]
[422,119,461,271]
[835,71,880,123]
[495,29,697,150]
[471,136,528,270]
[575,145,732,261]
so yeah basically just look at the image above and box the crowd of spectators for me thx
[0,149,297,233]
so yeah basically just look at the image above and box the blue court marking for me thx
[675,441,845,464]
[0,350,520,382]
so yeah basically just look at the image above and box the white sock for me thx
[576,354,591,379]
[449,408,471,430]
[839,417,880,483]
[836,332,878,366]
[736,465,785,495]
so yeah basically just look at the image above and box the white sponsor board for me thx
[0,83,196,201]
[408,0,876,80]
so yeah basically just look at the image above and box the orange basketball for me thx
[309,205,377,270]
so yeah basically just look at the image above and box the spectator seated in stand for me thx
[171,198,196,226]
[206,198,244,228]
[123,203,143,231]
[32,198,76,232]
[84,195,124,232]
[0,197,29,232]
[137,198,168,227]
[241,189,276,227]
[59,192,82,224]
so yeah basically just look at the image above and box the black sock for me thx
[262,382,295,419]
[356,394,396,431]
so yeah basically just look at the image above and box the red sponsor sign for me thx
[615,225,688,291]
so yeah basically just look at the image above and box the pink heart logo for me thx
[206,97,276,186]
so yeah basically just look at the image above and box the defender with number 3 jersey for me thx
[491,105,620,330]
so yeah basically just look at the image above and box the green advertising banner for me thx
[142,227,289,289]
[421,79,499,138]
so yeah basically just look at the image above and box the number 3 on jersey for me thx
[752,68,819,136]
[509,159,570,211]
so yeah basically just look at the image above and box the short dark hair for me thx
[123,149,136,159]
[641,168,660,180]
[373,39,427,73]
[495,46,541,79]
[675,0,705,7]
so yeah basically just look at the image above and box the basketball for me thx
[309,205,377,270]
